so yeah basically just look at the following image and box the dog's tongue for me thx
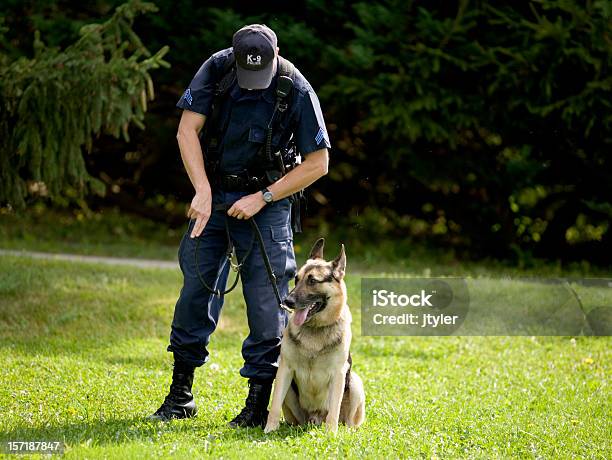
[292,307,310,326]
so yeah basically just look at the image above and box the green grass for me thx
[2,206,611,278]
[0,255,610,459]
[0,207,181,260]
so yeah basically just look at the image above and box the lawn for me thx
[2,206,610,277]
[0,207,182,261]
[0,254,609,459]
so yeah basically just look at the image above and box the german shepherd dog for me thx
[264,238,365,433]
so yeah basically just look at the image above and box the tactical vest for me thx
[200,52,297,184]
[200,52,304,232]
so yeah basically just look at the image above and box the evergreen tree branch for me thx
[0,0,169,208]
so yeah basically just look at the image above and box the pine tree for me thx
[0,0,169,208]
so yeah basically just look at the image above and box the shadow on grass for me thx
[0,326,243,360]
[0,339,160,362]
[0,416,171,446]
[0,415,314,448]
[99,355,171,368]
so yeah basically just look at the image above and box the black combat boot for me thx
[228,378,273,428]
[149,361,197,421]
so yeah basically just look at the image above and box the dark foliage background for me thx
[1,0,611,264]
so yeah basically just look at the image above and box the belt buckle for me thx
[225,174,241,189]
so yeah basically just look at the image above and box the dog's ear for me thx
[332,244,346,279]
[309,238,325,260]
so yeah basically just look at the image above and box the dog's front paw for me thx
[264,416,280,434]
[325,419,338,434]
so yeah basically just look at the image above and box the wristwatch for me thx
[262,188,274,204]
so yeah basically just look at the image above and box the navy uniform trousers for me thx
[167,189,297,381]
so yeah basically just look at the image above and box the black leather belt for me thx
[215,173,267,193]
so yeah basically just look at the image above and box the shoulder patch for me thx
[315,127,325,145]
[183,88,193,105]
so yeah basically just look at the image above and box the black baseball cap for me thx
[232,24,278,90]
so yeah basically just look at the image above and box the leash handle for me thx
[193,203,291,312]
[192,205,253,297]
[194,203,292,313]
[194,232,242,296]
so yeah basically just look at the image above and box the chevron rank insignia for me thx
[183,88,193,105]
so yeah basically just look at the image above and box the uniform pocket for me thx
[249,125,284,152]
[269,224,297,282]
[271,224,291,243]
[248,126,266,144]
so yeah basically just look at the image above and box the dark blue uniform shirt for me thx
[176,48,331,174]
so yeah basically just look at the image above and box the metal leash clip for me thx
[228,253,242,272]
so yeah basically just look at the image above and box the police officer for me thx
[149,24,330,427]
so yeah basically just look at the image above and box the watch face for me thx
[263,191,273,203]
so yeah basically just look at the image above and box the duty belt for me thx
[215,173,268,193]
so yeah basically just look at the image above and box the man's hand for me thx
[176,110,212,238]
[227,192,266,220]
[188,187,212,238]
